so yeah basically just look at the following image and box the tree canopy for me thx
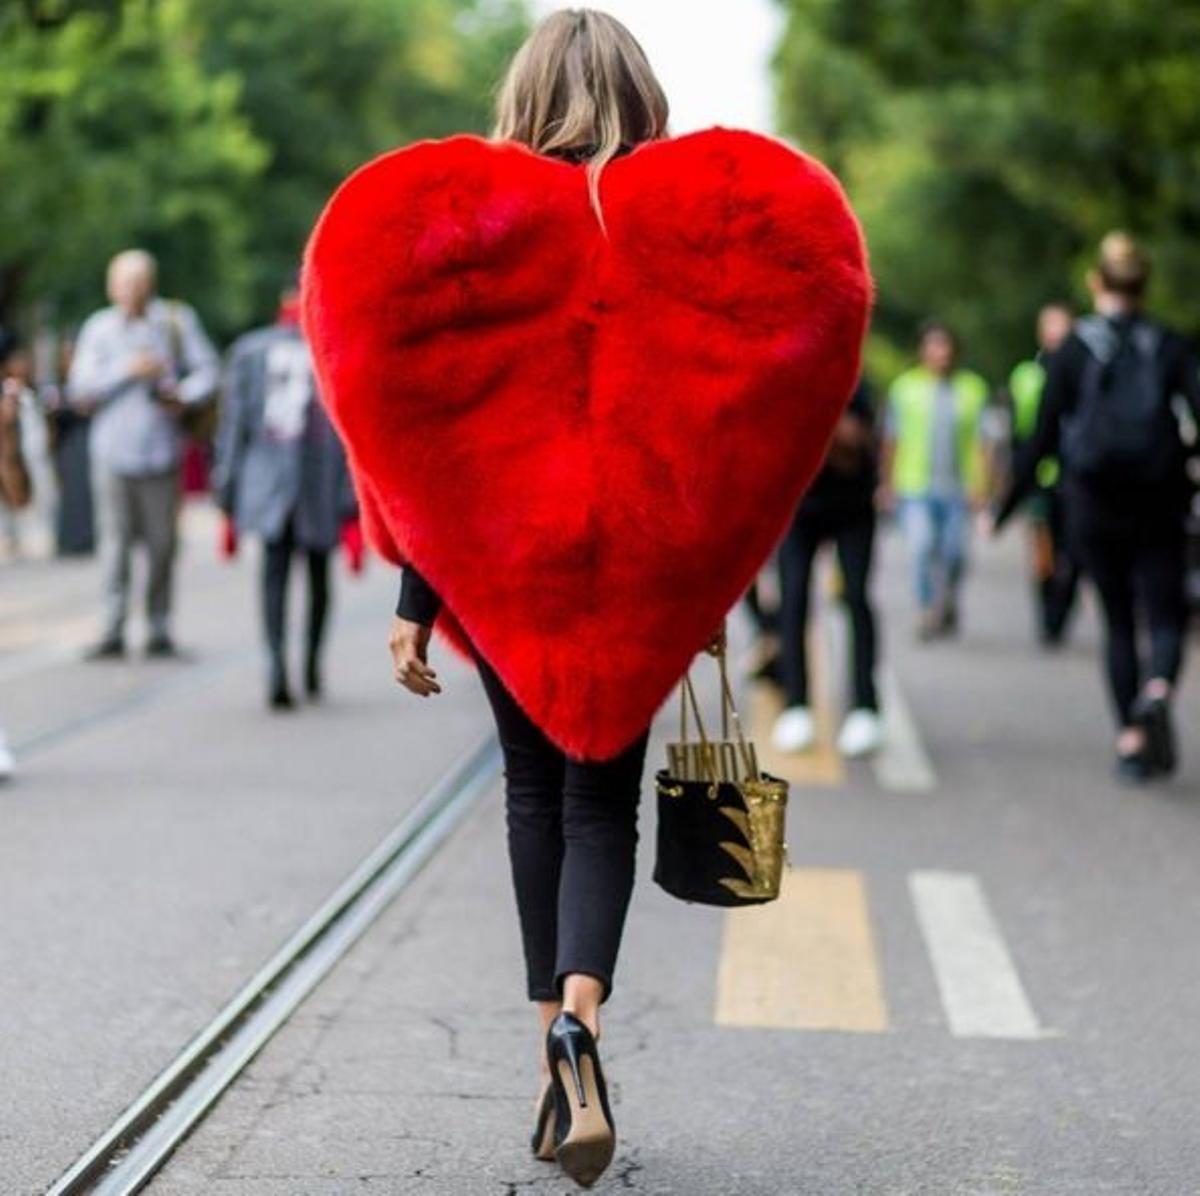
[0,0,528,340]
[773,0,1200,382]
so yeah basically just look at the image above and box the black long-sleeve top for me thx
[396,564,442,625]
[993,313,1200,530]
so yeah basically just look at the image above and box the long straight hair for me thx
[492,8,670,227]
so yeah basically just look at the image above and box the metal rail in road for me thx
[45,736,503,1196]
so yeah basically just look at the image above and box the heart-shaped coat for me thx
[303,128,871,759]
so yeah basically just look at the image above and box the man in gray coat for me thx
[69,249,219,657]
[213,284,359,709]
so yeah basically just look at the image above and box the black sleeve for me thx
[396,565,442,625]
[993,341,1077,529]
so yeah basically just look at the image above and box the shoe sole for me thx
[532,1083,556,1162]
[554,1055,615,1188]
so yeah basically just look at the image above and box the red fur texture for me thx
[303,128,871,759]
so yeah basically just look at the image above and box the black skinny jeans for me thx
[262,519,330,676]
[1069,486,1188,728]
[474,651,648,1004]
[778,503,879,712]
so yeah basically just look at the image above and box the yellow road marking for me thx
[748,626,844,787]
[715,867,889,1032]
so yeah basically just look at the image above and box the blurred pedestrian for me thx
[881,322,989,639]
[993,232,1200,782]
[0,343,34,561]
[213,281,360,710]
[0,347,58,559]
[68,249,218,658]
[739,576,782,683]
[1009,303,1080,646]
[44,338,96,556]
[772,380,882,757]
[0,368,29,780]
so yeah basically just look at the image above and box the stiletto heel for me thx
[531,1080,556,1161]
[545,1012,615,1189]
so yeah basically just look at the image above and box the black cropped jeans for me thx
[474,652,648,1004]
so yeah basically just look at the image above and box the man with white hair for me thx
[69,249,218,658]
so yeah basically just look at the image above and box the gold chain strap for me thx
[678,642,757,784]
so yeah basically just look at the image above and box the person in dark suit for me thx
[213,283,360,708]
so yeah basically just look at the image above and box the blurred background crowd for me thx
[2,0,1199,776]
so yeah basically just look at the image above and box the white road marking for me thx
[910,870,1045,1040]
[874,666,937,792]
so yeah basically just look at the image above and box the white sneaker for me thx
[772,706,815,754]
[837,709,883,758]
[0,731,14,781]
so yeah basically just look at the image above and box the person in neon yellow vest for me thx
[1008,303,1079,646]
[882,322,989,639]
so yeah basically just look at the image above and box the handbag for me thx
[653,646,788,906]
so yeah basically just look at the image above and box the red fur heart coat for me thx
[303,129,871,760]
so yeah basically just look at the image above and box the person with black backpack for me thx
[992,232,1200,782]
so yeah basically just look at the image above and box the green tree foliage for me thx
[193,0,528,331]
[0,0,528,339]
[0,0,265,332]
[773,0,1200,381]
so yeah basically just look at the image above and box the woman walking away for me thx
[773,379,883,757]
[303,9,870,1186]
[993,232,1200,783]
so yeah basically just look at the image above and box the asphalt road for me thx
[5,504,1200,1194]
[0,505,490,1194]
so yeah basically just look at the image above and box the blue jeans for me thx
[900,494,969,610]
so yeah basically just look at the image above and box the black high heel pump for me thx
[545,1012,615,1189]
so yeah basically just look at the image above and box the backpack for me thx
[1061,315,1180,485]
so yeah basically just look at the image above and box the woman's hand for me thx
[389,616,441,697]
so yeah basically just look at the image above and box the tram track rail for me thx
[44,736,502,1196]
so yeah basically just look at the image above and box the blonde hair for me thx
[493,8,669,227]
[1096,230,1150,299]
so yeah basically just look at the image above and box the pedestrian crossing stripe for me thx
[910,870,1046,1040]
[873,667,937,792]
[715,867,887,1032]
[715,868,1046,1040]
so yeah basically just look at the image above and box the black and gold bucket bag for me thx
[653,647,788,906]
